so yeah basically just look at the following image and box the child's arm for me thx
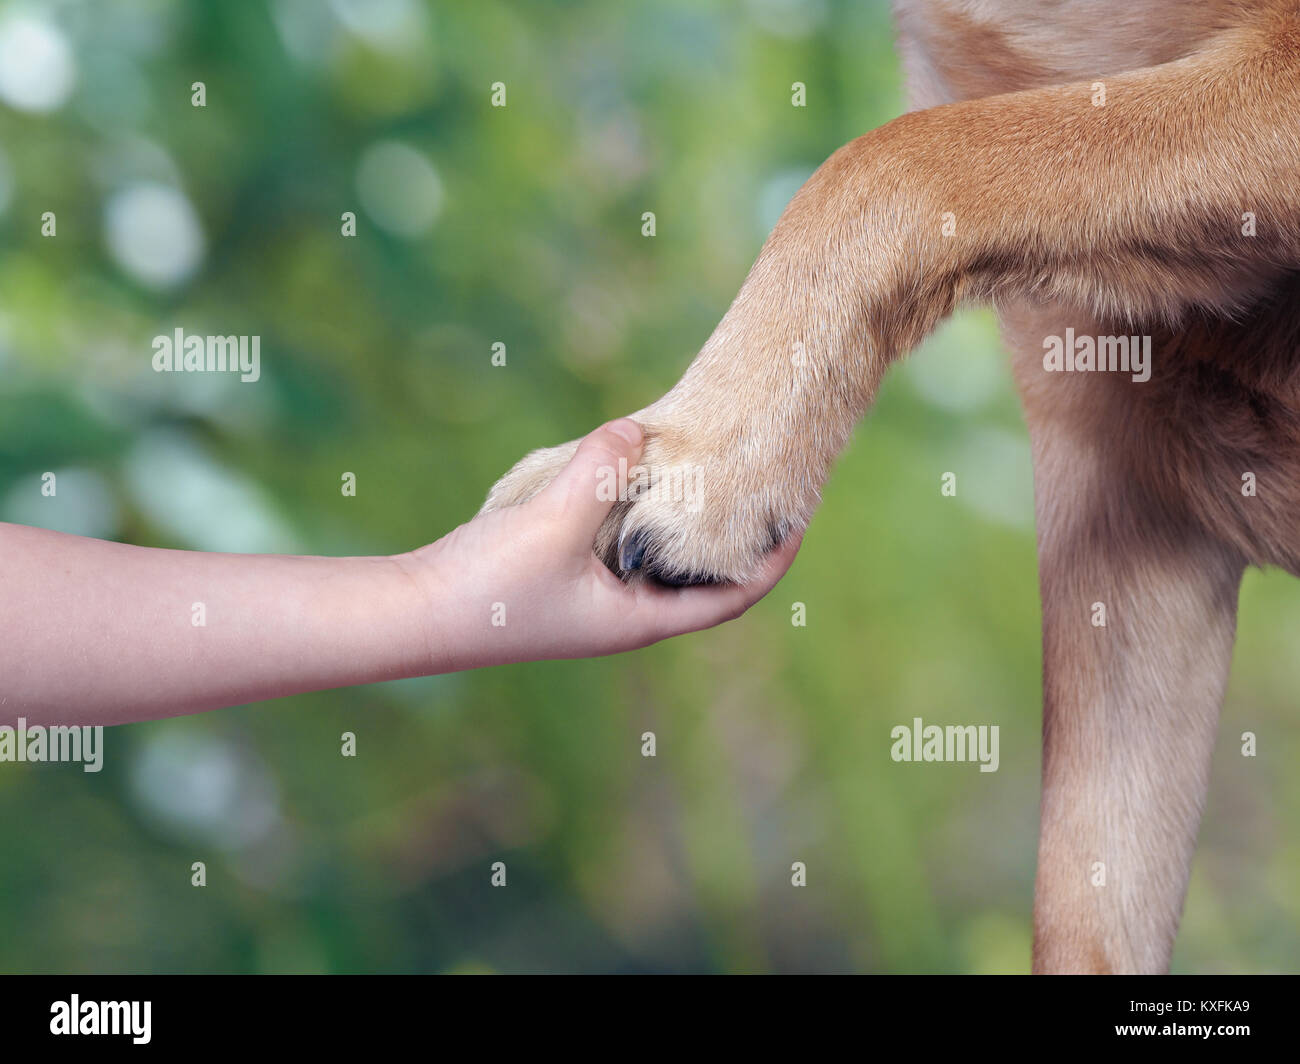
[1,420,799,726]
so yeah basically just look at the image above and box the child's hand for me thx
[400,419,802,671]
[1,419,799,724]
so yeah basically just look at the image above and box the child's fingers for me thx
[538,419,645,542]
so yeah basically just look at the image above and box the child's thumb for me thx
[541,419,644,538]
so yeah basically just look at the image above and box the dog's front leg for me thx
[485,10,1300,587]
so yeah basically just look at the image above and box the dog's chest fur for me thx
[894,0,1300,575]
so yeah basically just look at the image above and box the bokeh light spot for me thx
[0,10,76,113]
[356,140,443,239]
[103,182,205,290]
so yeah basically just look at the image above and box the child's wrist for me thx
[387,543,466,676]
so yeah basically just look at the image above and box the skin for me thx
[0,418,799,728]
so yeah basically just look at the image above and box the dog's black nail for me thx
[619,530,648,571]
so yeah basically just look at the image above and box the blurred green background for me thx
[0,0,1295,974]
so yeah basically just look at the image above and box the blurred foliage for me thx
[0,0,1296,973]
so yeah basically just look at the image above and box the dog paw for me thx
[482,415,813,586]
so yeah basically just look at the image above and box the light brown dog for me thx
[484,0,1300,973]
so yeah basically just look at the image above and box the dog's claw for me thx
[619,529,648,572]
[619,528,729,586]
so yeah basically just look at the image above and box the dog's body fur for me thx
[486,0,1300,972]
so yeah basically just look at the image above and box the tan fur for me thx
[484,0,1300,970]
